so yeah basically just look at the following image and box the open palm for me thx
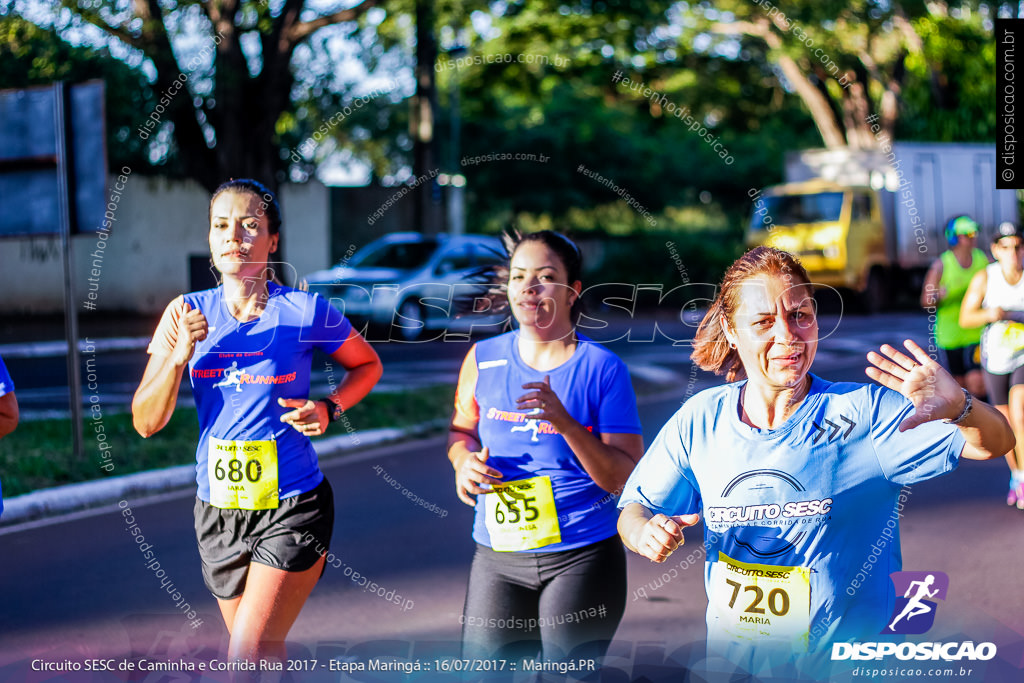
[865,339,965,431]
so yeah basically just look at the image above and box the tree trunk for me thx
[412,0,440,234]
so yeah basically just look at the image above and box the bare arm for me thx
[618,502,699,562]
[959,269,999,329]
[865,339,1015,460]
[279,330,383,435]
[0,391,18,439]
[132,353,189,438]
[447,409,504,506]
[447,348,504,506]
[920,259,942,308]
[556,425,643,493]
[951,392,1016,460]
[323,332,382,409]
[132,298,207,438]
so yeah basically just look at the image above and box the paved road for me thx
[2,312,1022,681]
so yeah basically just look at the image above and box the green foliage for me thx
[0,13,160,174]
[434,1,820,236]
[685,1,999,146]
[3,1,1002,231]
[579,228,744,295]
[898,14,997,141]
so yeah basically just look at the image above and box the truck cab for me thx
[747,180,887,309]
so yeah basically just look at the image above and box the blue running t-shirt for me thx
[619,374,964,657]
[455,331,642,552]
[0,355,13,518]
[149,283,352,501]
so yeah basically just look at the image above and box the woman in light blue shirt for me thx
[618,246,1013,676]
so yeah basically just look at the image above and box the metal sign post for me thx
[0,80,106,464]
[54,81,84,461]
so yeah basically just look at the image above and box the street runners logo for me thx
[832,570,997,663]
[487,406,594,443]
[884,571,948,635]
[193,361,297,390]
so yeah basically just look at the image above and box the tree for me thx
[425,1,819,230]
[41,0,385,194]
[0,12,157,173]
[694,1,1000,148]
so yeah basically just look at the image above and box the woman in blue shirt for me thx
[0,354,18,518]
[448,230,644,662]
[133,179,382,666]
[618,246,1013,676]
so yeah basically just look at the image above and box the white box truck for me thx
[747,143,1019,311]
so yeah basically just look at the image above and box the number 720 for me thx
[724,578,790,616]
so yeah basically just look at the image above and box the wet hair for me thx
[691,246,813,382]
[209,179,282,235]
[466,229,585,326]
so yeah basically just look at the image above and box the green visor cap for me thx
[951,216,979,236]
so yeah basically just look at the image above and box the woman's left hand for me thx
[517,376,571,431]
[865,339,966,431]
[278,397,328,437]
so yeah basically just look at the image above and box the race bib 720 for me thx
[709,552,811,651]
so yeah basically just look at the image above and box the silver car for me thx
[304,232,508,341]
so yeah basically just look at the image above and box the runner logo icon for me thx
[510,408,543,442]
[213,361,245,392]
[883,571,949,634]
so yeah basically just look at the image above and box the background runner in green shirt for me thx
[921,215,988,400]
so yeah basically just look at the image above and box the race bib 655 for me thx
[484,475,560,551]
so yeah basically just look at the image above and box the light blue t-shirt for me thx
[619,374,964,660]
[456,331,642,552]
[0,355,12,518]
[151,283,352,501]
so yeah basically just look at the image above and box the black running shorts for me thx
[193,476,335,599]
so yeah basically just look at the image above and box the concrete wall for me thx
[0,176,330,314]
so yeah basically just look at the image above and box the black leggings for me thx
[983,364,1024,405]
[461,535,627,662]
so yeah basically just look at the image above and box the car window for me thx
[750,192,845,231]
[436,246,474,275]
[473,242,505,267]
[354,240,439,269]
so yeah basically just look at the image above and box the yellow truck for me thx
[747,144,1018,312]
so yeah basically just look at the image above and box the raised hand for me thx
[865,339,966,431]
[171,302,208,367]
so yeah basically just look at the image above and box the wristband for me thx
[320,398,343,424]
[944,388,973,426]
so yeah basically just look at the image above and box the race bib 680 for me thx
[208,438,279,510]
